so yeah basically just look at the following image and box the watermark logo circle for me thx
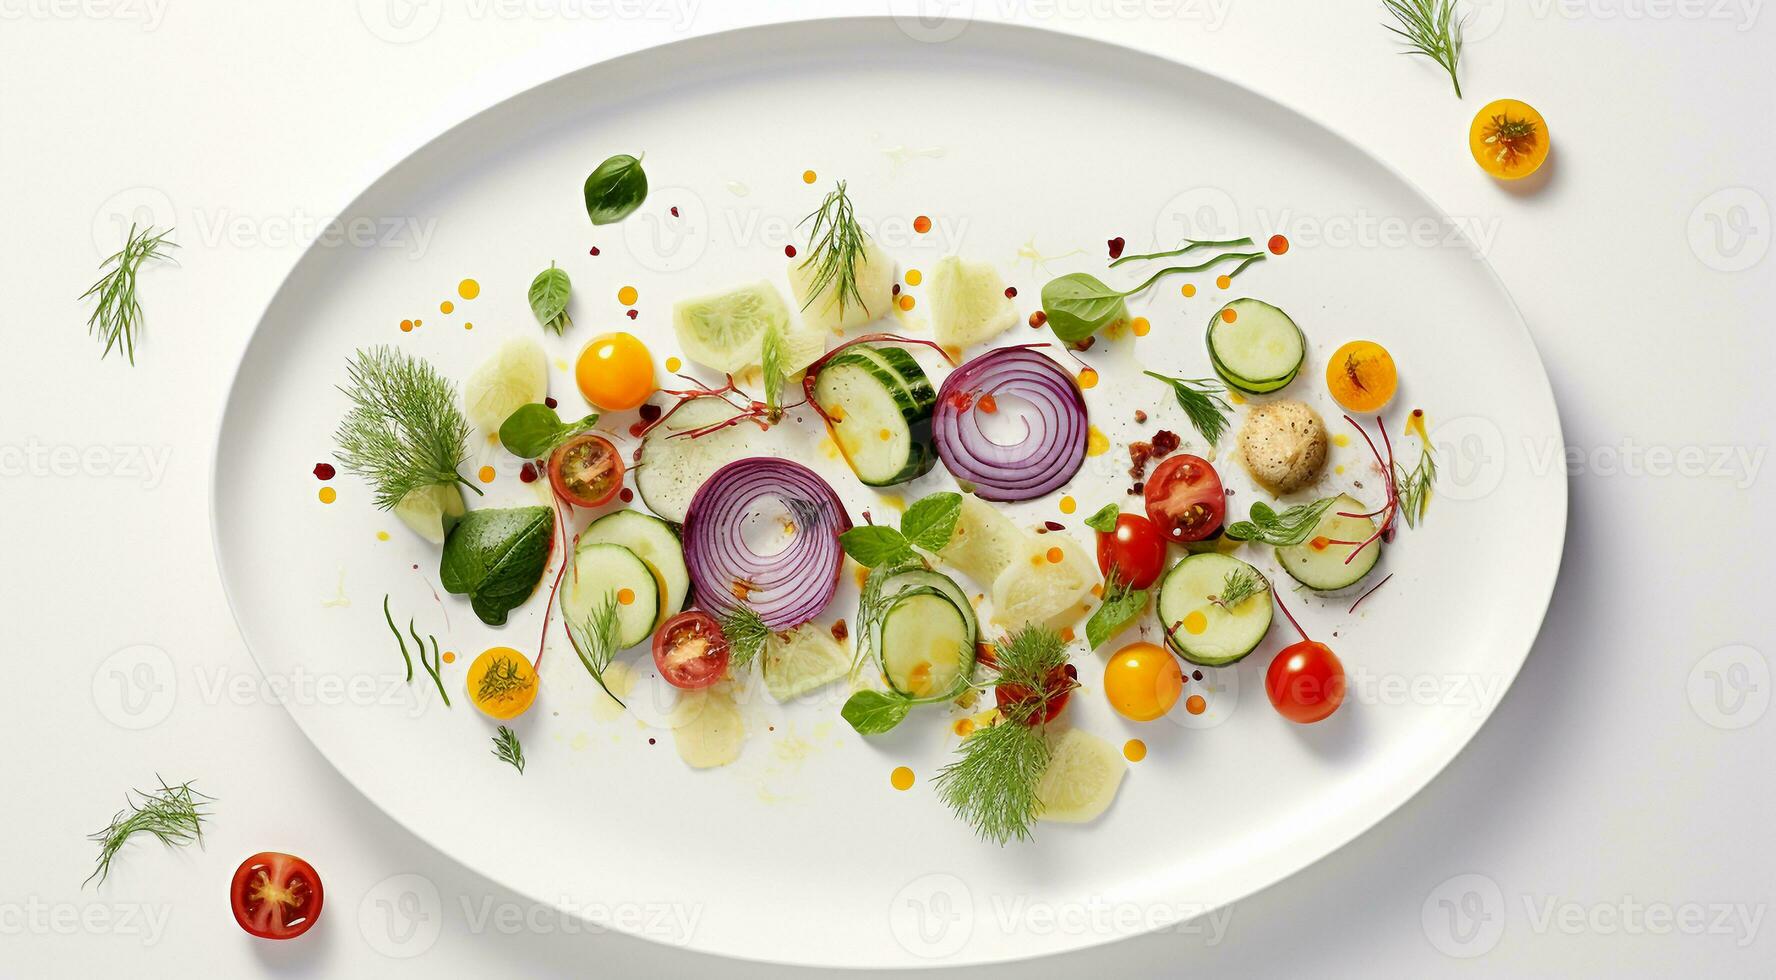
[358,0,444,44]
[1429,414,1507,503]
[1165,663,1239,730]
[1421,873,1505,958]
[622,187,709,273]
[888,872,974,959]
[1154,186,1241,249]
[888,0,975,43]
[1687,187,1769,272]
[92,186,177,258]
[92,644,177,730]
[1687,645,1768,730]
[1463,0,1508,44]
[358,873,443,958]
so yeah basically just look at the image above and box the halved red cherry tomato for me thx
[1095,513,1167,589]
[547,433,623,508]
[995,663,1078,725]
[1265,640,1346,724]
[652,610,731,690]
[1144,454,1226,543]
[230,852,323,940]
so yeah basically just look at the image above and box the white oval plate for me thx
[212,19,1564,968]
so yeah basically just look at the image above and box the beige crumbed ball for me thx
[1238,400,1328,494]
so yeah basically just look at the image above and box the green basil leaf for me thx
[497,403,598,460]
[440,506,554,626]
[583,153,648,225]
[839,525,914,569]
[899,492,962,552]
[1083,503,1121,533]
[528,262,572,335]
[841,690,912,735]
[1040,272,1129,343]
[1222,497,1337,546]
[1086,577,1149,650]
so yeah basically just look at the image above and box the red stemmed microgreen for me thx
[1338,415,1402,564]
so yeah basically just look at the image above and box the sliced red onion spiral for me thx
[682,457,852,629]
[933,347,1088,501]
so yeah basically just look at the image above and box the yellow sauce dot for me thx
[464,322,474,331]
[376,530,390,541]
[890,766,915,790]
[1181,283,1197,298]
[1228,390,1246,405]
[897,294,915,312]
[1059,496,1076,514]
[1185,694,1207,715]
[442,651,456,664]
[617,588,635,606]
[617,285,639,306]
[1333,433,1351,447]
[1182,610,1208,635]
[1077,368,1098,389]
[1086,426,1110,457]
[953,718,975,737]
[477,465,496,483]
[905,269,923,286]
[399,319,414,332]
[413,319,422,327]
[1216,274,1232,290]
[317,487,337,504]
[457,279,479,300]
[440,300,454,314]
[1131,316,1151,337]
[1091,583,1105,598]
[1123,739,1147,762]
[803,170,818,184]
[877,429,891,441]
[665,356,682,372]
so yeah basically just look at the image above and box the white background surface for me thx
[1,1,1770,976]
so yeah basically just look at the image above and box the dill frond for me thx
[720,606,772,672]
[333,346,478,510]
[992,624,1070,697]
[1382,0,1466,98]
[86,777,212,887]
[1394,443,1438,528]
[566,592,625,707]
[1143,371,1233,446]
[491,727,525,774]
[81,224,178,365]
[798,181,872,319]
[1212,567,1269,611]
[934,718,1051,845]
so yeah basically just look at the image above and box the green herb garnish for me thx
[497,402,599,460]
[566,591,625,707]
[411,619,449,707]
[334,346,481,511]
[1082,503,1121,534]
[438,506,554,626]
[991,623,1071,697]
[81,224,177,365]
[760,324,787,417]
[720,606,772,672]
[491,727,525,774]
[1224,497,1340,546]
[382,593,413,682]
[1042,251,1264,343]
[86,777,211,887]
[1394,441,1438,528]
[935,715,1051,846]
[475,653,532,702]
[528,262,572,335]
[838,492,962,568]
[1211,567,1268,611]
[1086,568,1147,650]
[1109,236,1253,268]
[840,689,914,735]
[1143,371,1233,446]
[798,181,872,320]
[583,153,648,224]
[1383,0,1465,98]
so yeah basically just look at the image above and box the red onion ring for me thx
[933,347,1088,501]
[682,457,852,629]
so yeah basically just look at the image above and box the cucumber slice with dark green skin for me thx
[880,590,974,699]
[562,542,661,649]
[580,510,689,616]
[877,567,978,645]
[1156,552,1274,666]
[1275,492,1381,591]
[1207,299,1306,394]
[813,345,937,486]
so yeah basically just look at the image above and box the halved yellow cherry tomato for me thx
[1326,340,1398,413]
[575,332,656,411]
[466,647,537,720]
[1103,642,1183,722]
[1470,98,1549,180]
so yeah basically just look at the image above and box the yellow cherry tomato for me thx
[575,332,656,411]
[1325,340,1398,413]
[466,647,538,720]
[1470,98,1549,180]
[1103,642,1184,722]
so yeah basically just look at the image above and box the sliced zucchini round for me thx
[876,567,979,644]
[562,542,660,650]
[813,345,937,486]
[880,591,973,699]
[1207,299,1305,394]
[1157,552,1274,667]
[581,510,689,625]
[1275,492,1381,591]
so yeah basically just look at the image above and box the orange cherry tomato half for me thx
[1265,640,1346,724]
[547,433,623,508]
[230,852,323,940]
[652,611,731,689]
[575,332,656,411]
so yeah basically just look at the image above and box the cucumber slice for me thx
[636,395,782,523]
[671,280,823,374]
[877,568,979,646]
[930,255,1017,350]
[813,345,937,486]
[880,591,973,699]
[1156,552,1274,666]
[1275,493,1381,591]
[1206,299,1306,394]
[581,510,689,622]
[562,542,660,649]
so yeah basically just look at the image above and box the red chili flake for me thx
[312,463,336,481]
[670,206,680,217]
[1107,237,1126,259]
[628,422,647,438]
[1029,310,1047,328]
[638,402,662,422]
[784,244,797,258]
[1128,440,1154,479]
[946,391,975,412]
[1151,429,1180,457]
[1044,521,1065,532]
[519,462,538,483]
[544,396,558,409]
[1004,286,1017,298]
[626,309,638,319]
[831,620,848,642]
[1133,409,1148,424]
[589,246,601,256]
[977,393,998,414]
[891,283,901,296]
[1073,336,1096,352]
[1130,482,1144,495]
[619,487,634,503]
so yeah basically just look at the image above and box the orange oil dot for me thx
[1123,739,1147,762]
[1090,583,1104,598]
[877,429,891,441]
[464,322,474,330]
[457,279,480,300]
[897,294,915,311]
[1045,547,1064,564]
[1182,610,1208,635]
[617,588,635,605]
[1060,627,1076,643]
[1185,694,1206,715]
[1181,283,1197,298]
[1268,234,1289,255]
[890,766,915,790]
[977,393,998,414]
[953,718,975,737]
[440,300,455,314]
[1131,316,1151,337]
[1216,275,1232,289]
[913,215,932,234]
[802,169,817,184]
[1220,308,1238,324]
[478,465,496,483]
[399,319,414,332]
[442,651,456,664]
[1059,496,1076,514]
[905,269,923,286]
[413,319,422,327]
[318,487,337,504]
[618,285,638,306]
[1078,368,1099,389]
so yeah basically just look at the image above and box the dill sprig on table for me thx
[86,777,212,887]
[1143,371,1233,446]
[81,224,178,365]
[333,346,480,510]
[798,181,872,319]
[1382,0,1466,98]
[491,727,525,774]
